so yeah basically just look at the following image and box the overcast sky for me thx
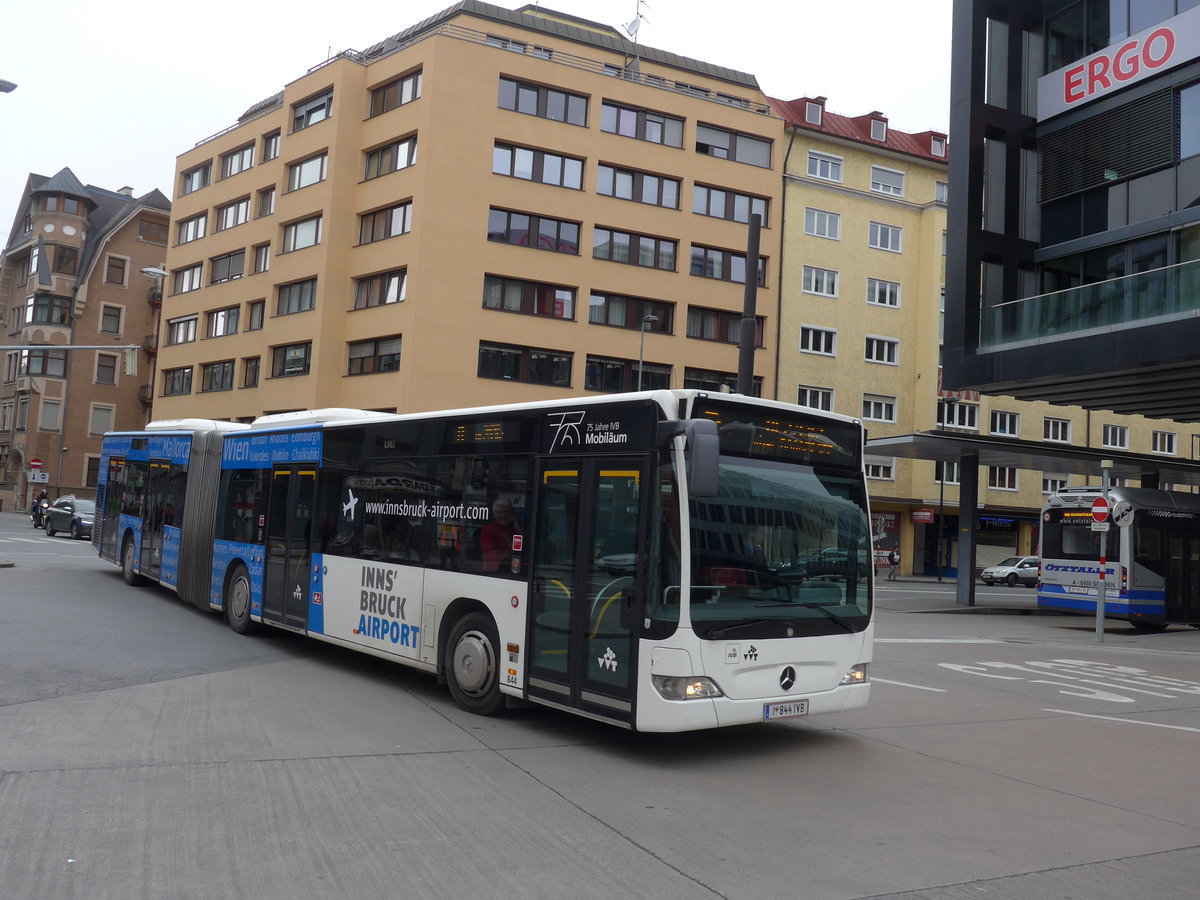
[0,0,951,241]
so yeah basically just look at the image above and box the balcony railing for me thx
[980,258,1200,348]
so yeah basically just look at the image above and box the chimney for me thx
[118,186,134,197]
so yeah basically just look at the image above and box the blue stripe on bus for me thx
[1037,592,1163,616]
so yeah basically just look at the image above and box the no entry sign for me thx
[1091,496,1110,523]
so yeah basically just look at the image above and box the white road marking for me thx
[876,639,1004,643]
[1045,708,1200,734]
[873,678,947,692]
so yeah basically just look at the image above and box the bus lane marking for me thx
[1045,709,1200,734]
[872,678,946,692]
[939,658,1200,704]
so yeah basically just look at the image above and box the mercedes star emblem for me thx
[780,666,796,691]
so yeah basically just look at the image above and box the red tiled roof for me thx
[770,96,948,163]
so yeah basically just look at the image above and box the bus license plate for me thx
[764,699,809,721]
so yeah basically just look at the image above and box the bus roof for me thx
[144,418,250,433]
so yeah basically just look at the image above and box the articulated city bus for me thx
[97,391,873,731]
[1038,487,1200,631]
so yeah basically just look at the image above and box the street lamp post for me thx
[637,314,658,391]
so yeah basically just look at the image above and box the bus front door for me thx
[528,457,646,725]
[262,466,317,630]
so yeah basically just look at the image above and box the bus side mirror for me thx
[659,419,719,498]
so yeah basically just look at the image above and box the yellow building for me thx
[772,97,1199,576]
[153,1,784,421]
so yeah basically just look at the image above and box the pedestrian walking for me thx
[888,547,901,581]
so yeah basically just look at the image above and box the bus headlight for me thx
[652,675,724,701]
[839,664,869,686]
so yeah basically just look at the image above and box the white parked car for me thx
[980,556,1039,588]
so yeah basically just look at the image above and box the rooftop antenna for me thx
[623,1,649,78]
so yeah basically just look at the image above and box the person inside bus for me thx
[480,498,519,571]
[386,519,421,563]
[360,524,384,559]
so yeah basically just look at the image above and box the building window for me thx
[354,270,406,309]
[53,245,78,275]
[287,153,327,191]
[360,202,413,244]
[246,300,264,331]
[936,180,948,203]
[683,367,762,397]
[173,265,202,294]
[200,361,235,392]
[243,356,260,388]
[221,144,254,178]
[272,342,312,377]
[692,184,768,225]
[100,305,122,334]
[938,400,978,429]
[371,70,422,117]
[596,164,678,207]
[935,460,960,484]
[591,227,673,269]
[797,385,833,411]
[262,131,280,162]
[278,279,317,315]
[865,336,899,365]
[865,459,895,480]
[1043,474,1068,494]
[166,315,198,345]
[478,343,571,387]
[365,137,417,180]
[686,307,764,345]
[258,187,275,218]
[689,245,766,285]
[20,348,66,377]
[498,77,587,125]
[282,215,322,252]
[871,118,887,141]
[253,244,271,274]
[483,275,575,320]
[1102,424,1129,450]
[867,278,901,307]
[802,266,838,297]
[139,220,168,244]
[105,256,128,285]
[40,398,62,431]
[1153,430,1177,455]
[24,295,72,325]
[180,163,211,195]
[177,213,207,244]
[931,135,946,157]
[493,143,583,189]
[584,356,670,392]
[804,207,840,240]
[216,198,250,231]
[869,221,903,252]
[209,250,245,284]
[293,89,333,131]
[870,166,905,197]
[806,151,843,182]
[1044,417,1071,442]
[588,294,672,332]
[95,353,118,385]
[694,124,771,167]
[162,367,193,396]
[800,326,836,355]
[990,410,1019,435]
[988,466,1018,490]
[348,336,402,375]
[599,100,681,145]
[207,306,239,338]
[489,209,580,255]
[862,394,897,422]
[89,404,115,436]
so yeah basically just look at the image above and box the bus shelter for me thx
[865,431,1200,607]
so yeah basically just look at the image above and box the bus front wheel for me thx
[226,565,259,635]
[446,612,504,716]
[121,536,145,586]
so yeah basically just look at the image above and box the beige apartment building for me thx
[153,1,784,422]
[771,97,1199,576]
[0,168,170,509]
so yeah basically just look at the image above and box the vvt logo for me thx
[597,646,619,672]
[744,645,759,661]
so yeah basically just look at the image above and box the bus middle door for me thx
[262,466,317,630]
[528,456,646,725]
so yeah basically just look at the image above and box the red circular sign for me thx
[1091,496,1110,522]
[29,458,42,469]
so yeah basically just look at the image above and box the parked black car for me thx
[44,496,95,540]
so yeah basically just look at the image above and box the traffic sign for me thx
[1091,496,1109,522]
[29,458,42,470]
[1111,500,1134,527]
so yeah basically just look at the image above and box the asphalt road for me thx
[1,512,1198,899]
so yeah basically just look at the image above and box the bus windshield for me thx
[687,455,871,639]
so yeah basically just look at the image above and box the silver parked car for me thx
[980,556,1039,588]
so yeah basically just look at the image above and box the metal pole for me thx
[937,472,946,582]
[637,314,657,391]
[736,214,761,395]
[1095,460,1112,643]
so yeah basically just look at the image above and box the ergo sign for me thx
[1037,6,1200,120]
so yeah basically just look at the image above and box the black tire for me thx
[45,519,56,537]
[69,522,81,540]
[1005,573,1018,587]
[225,565,259,635]
[445,612,504,716]
[1129,620,1168,633]
[121,536,145,586]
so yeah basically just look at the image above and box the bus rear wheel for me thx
[226,565,259,635]
[446,612,504,716]
[121,536,145,586]
[1129,620,1168,633]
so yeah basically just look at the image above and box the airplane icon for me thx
[342,489,358,520]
